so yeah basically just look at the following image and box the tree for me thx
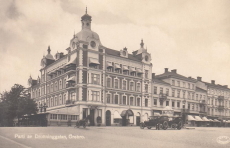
[0,84,38,126]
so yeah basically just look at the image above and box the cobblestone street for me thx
[0,126,230,148]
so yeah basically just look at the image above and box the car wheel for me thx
[177,121,182,130]
[147,126,152,129]
[140,123,145,129]
[162,121,168,130]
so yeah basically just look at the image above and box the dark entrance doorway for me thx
[122,116,127,126]
[136,116,140,126]
[106,110,111,126]
[90,109,95,126]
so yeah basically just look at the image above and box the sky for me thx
[0,0,230,92]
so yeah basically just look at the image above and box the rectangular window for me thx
[177,90,180,98]
[114,79,119,89]
[92,74,100,85]
[71,92,75,100]
[177,102,180,108]
[92,91,100,101]
[154,86,157,94]
[137,83,141,92]
[192,93,194,100]
[183,82,186,88]
[166,88,169,96]
[183,91,186,99]
[107,78,111,87]
[130,97,134,106]
[172,89,175,97]
[123,96,126,105]
[160,101,163,106]
[145,99,148,107]
[114,95,119,104]
[154,99,157,105]
[107,94,111,103]
[122,80,127,90]
[177,81,180,87]
[188,92,190,99]
[188,83,190,89]
[188,103,190,110]
[137,98,140,106]
[115,69,121,73]
[200,94,202,100]
[196,94,198,100]
[160,87,163,94]
[192,84,194,90]
[130,82,134,91]
[145,70,148,79]
[172,80,175,86]
[172,101,175,107]
[145,84,148,93]
[166,101,169,106]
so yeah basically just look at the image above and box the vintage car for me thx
[140,115,169,130]
[168,116,183,130]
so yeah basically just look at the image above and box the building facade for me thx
[27,10,230,127]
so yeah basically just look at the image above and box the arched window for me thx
[59,80,62,90]
[59,95,62,105]
[63,79,66,88]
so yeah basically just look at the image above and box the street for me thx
[0,126,230,148]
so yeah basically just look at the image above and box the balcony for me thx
[159,93,167,102]
[199,100,206,105]
[218,96,224,101]
[181,109,190,113]
[218,105,224,111]
[65,100,75,107]
[65,65,76,73]
[66,83,75,89]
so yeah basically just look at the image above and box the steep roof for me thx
[105,48,141,62]
[196,87,207,93]
[152,78,170,86]
[203,82,229,90]
[156,71,197,83]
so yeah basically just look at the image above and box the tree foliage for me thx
[0,84,38,126]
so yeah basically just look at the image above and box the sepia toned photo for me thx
[0,0,230,148]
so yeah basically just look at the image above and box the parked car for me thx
[140,115,169,130]
[168,116,183,130]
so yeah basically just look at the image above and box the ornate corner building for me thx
[27,10,230,127]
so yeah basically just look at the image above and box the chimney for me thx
[188,76,191,79]
[152,73,155,79]
[171,69,177,73]
[197,76,202,81]
[211,80,215,84]
[165,68,168,73]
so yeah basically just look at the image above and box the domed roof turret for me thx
[45,46,54,60]
[74,8,101,45]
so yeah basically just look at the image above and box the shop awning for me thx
[114,63,121,69]
[89,58,100,65]
[123,65,129,71]
[107,62,113,67]
[66,76,75,82]
[130,67,136,72]
[114,111,122,119]
[208,119,214,122]
[136,68,143,73]
[48,106,79,115]
[226,120,230,123]
[213,119,220,122]
[66,57,77,65]
[202,117,210,121]
[188,115,196,121]
[120,109,134,117]
[194,116,204,121]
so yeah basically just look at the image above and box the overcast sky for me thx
[0,0,230,92]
